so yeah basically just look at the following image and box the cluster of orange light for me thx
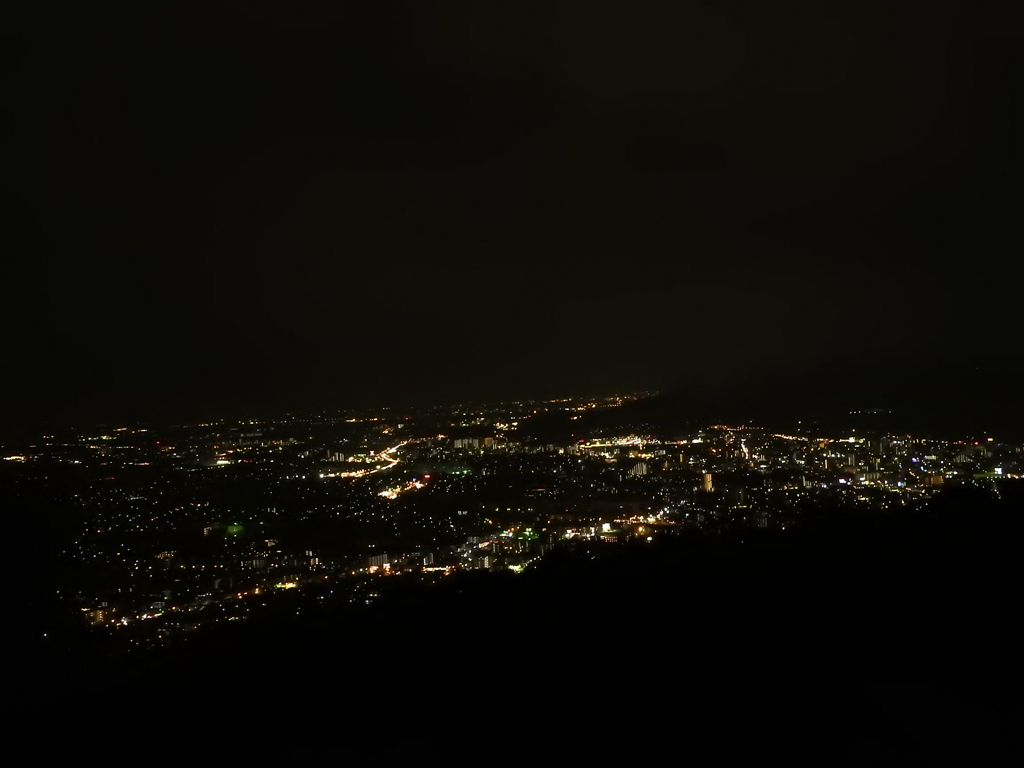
[378,478,425,499]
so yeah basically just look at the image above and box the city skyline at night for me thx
[6,2,1022,758]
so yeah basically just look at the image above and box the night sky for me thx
[4,3,1021,429]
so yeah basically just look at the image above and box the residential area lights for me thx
[15,391,1019,651]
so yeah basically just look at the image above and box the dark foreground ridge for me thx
[24,483,1024,761]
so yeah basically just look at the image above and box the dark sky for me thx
[3,2,1021,429]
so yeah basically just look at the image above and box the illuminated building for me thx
[703,472,713,492]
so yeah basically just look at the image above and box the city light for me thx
[16,389,1016,654]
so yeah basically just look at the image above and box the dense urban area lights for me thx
[8,391,1020,651]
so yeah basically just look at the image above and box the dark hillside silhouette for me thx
[593,357,1024,440]
[37,480,1024,761]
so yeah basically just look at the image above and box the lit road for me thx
[322,441,408,478]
